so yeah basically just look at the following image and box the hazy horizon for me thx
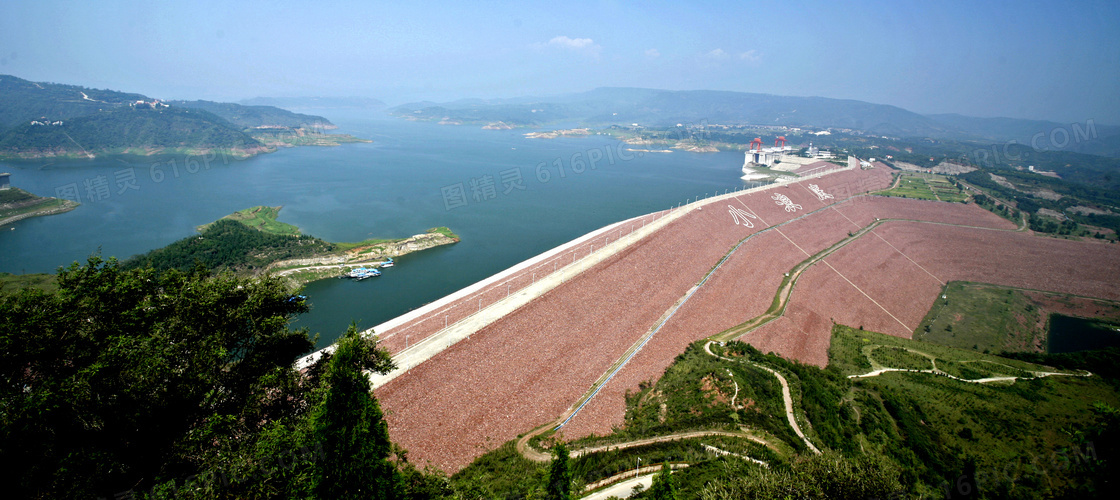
[2,0,1118,124]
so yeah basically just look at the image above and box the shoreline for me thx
[0,131,368,162]
[294,210,663,370]
[0,196,79,228]
[295,163,854,374]
[268,230,459,288]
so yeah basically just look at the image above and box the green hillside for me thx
[169,100,334,129]
[450,326,1119,499]
[122,219,334,274]
[0,74,147,127]
[0,74,361,159]
[0,107,261,157]
[196,206,302,236]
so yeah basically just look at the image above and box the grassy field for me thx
[830,325,1116,496]
[426,226,459,240]
[914,281,1048,353]
[879,172,969,202]
[832,325,1054,378]
[0,197,71,219]
[196,205,301,236]
[0,188,37,204]
[0,272,58,294]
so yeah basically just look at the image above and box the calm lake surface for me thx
[1047,313,1120,354]
[0,111,748,348]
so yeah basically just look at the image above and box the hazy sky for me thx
[2,0,1117,123]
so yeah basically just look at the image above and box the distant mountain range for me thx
[0,75,340,160]
[392,88,1120,157]
[240,96,387,110]
[4,76,1115,160]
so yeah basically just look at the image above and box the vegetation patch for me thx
[0,272,58,294]
[829,324,1118,496]
[197,205,301,236]
[867,345,934,371]
[123,218,334,274]
[916,281,1120,355]
[916,281,1048,353]
[878,172,969,202]
[121,207,458,287]
[0,187,79,226]
[426,226,460,240]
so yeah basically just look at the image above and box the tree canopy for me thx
[0,257,407,499]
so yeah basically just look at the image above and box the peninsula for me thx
[125,206,458,288]
[0,186,78,227]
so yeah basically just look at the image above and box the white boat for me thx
[345,267,382,280]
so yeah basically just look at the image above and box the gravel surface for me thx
[375,196,763,471]
[834,195,1017,230]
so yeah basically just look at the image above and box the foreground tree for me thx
[648,462,678,500]
[545,441,572,500]
[0,257,316,498]
[310,324,399,499]
[0,257,433,499]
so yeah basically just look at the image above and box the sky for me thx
[1,0,1118,124]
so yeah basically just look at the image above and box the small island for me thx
[0,185,79,227]
[482,121,514,130]
[524,126,720,152]
[127,206,458,288]
[523,128,592,139]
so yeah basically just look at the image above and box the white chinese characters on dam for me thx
[772,193,802,213]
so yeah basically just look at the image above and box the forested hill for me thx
[0,107,262,157]
[0,74,148,127]
[0,74,341,159]
[122,218,334,273]
[168,100,336,129]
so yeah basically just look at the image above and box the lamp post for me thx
[636,457,641,479]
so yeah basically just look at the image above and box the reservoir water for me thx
[0,111,747,348]
[1047,313,1120,353]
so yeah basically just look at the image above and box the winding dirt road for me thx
[704,341,821,454]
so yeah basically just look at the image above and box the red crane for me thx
[749,137,763,152]
[775,136,787,148]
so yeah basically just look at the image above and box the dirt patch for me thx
[989,173,1017,191]
[700,374,729,406]
[1069,205,1113,216]
[931,161,977,175]
[1030,188,1062,201]
[1037,208,1066,220]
